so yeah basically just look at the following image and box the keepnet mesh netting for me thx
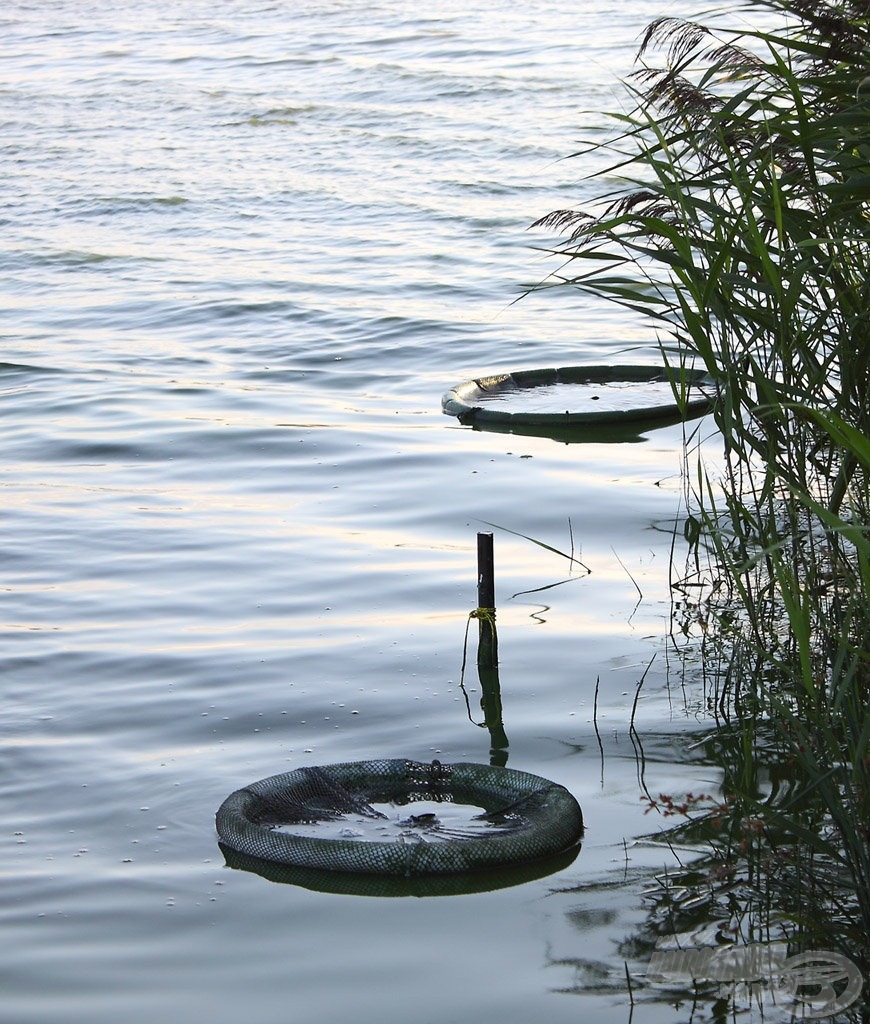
[216,759,583,878]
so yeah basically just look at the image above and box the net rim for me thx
[441,363,716,427]
[215,758,584,878]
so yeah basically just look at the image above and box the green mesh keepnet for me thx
[216,759,584,878]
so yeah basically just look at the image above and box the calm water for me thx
[1,2,728,1022]
[470,380,692,414]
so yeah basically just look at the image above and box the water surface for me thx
[1,2,721,1022]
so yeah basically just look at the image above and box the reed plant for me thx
[534,0,869,984]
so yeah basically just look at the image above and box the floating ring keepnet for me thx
[442,364,716,429]
[216,759,583,878]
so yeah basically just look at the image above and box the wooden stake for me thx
[477,532,495,610]
[476,532,497,672]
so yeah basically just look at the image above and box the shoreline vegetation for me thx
[533,0,868,1013]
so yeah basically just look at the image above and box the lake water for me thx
[1,2,728,1022]
[467,379,694,414]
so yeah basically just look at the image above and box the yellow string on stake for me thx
[459,608,498,726]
